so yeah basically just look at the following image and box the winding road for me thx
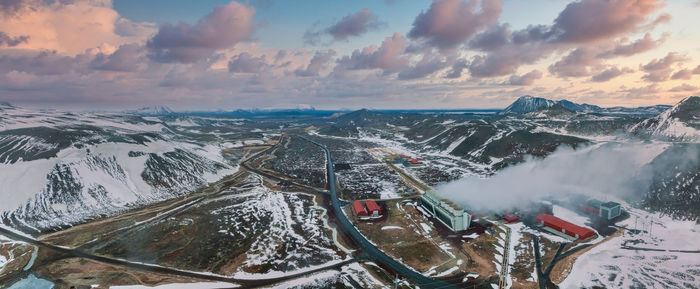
[0,225,354,287]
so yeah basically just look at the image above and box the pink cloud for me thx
[505,70,543,86]
[409,0,502,50]
[295,50,336,77]
[147,1,255,63]
[599,33,668,58]
[591,66,634,82]
[336,32,409,73]
[551,0,666,43]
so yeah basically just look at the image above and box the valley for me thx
[0,96,698,289]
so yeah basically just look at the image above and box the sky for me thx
[0,0,699,110]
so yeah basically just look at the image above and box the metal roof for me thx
[365,200,381,213]
[536,213,595,240]
[600,201,620,209]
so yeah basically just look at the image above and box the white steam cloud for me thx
[435,142,669,211]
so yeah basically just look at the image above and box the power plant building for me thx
[419,190,471,232]
[581,200,622,220]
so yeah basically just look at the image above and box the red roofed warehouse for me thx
[503,214,519,223]
[536,214,595,240]
[352,201,368,217]
[365,200,382,217]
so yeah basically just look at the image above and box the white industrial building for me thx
[419,190,471,232]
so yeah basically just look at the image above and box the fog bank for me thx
[435,142,670,212]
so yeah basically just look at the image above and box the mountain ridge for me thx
[500,95,672,116]
[630,96,700,141]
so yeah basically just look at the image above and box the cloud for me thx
[463,0,667,79]
[397,54,449,80]
[304,8,384,45]
[295,49,336,77]
[599,32,668,58]
[0,31,28,47]
[670,69,693,80]
[591,66,634,82]
[91,43,145,72]
[228,52,269,73]
[620,83,660,98]
[408,0,502,50]
[505,70,543,85]
[0,50,89,75]
[327,8,384,41]
[468,23,510,51]
[640,52,688,82]
[0,0,152,55]
[436,143,666,212]
[0,0,82,16]
[641,52,687,71]
[445,59,469,79]
[549,0,667,43]
[693,65,700,74]
[642,69,671,82]
[549,47,601,78]
[669,83,698,92]
[147,1,255,63]
[335,32,408,73]
[467,42,550,78]
[115,18,157,38]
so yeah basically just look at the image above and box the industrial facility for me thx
[352,200,383,219]
[384,154,425,166]
[580,199,622,220]
[536,213,596,241]
[419,190,471,232]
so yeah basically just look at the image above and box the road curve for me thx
[0,226,355,288]
[299,135,458,289]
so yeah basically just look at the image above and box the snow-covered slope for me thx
[630,96,700,141]
[0,107,238,233]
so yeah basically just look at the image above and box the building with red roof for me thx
[536,213,595,240]
[352,201,368,217]
[365,200,382,217]
[503,214,519,223]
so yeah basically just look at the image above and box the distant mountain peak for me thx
[500,95,555,115]
[126,106,175,116]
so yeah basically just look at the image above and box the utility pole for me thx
[650,216,653,237]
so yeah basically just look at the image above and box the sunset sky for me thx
[1,0,699,110]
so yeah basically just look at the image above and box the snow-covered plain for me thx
[560,207,700,289]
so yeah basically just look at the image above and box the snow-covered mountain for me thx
[0,106,242,233]
[630,96,700,141]
[500,95,556,114]
[125,106,175,116]
[500,95,671,116]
